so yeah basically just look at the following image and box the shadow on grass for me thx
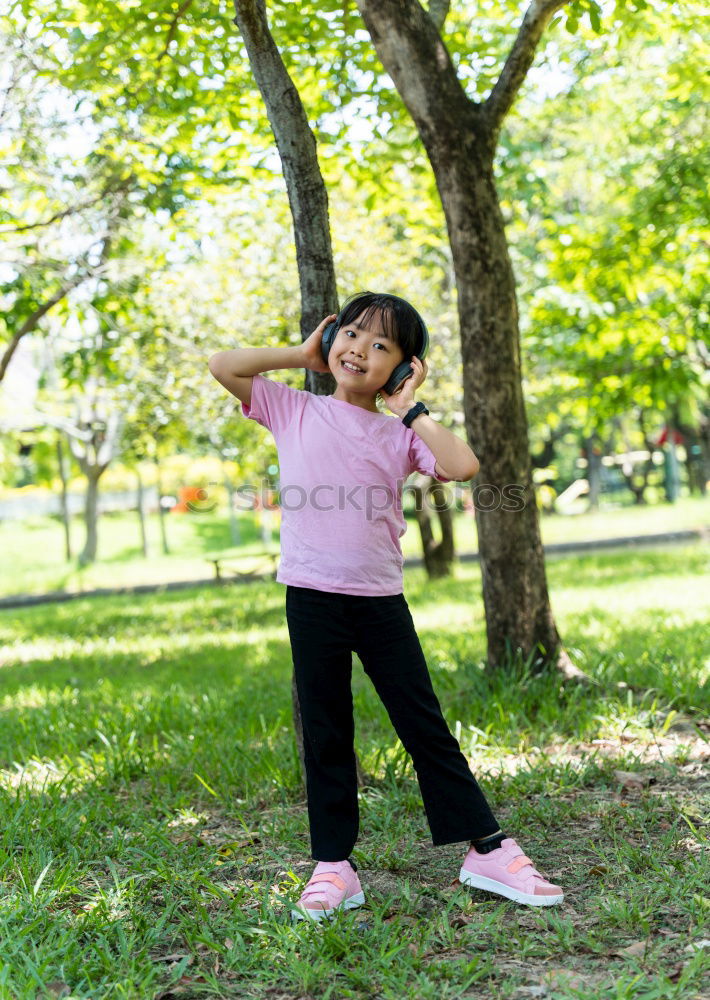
[0,581,287,643]
[1,608,705,783]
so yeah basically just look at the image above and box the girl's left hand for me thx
[381,356,428,417]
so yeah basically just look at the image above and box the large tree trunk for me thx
[233,0,338,398]
[233,0,362,789]
[356,0,582,678]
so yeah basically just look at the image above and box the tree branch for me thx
[485,0,571,133]
[0,193,106,235]
[0,233,113,383]
[356,0,482,154]
[26,410,93,442]
[427,0,450,31]
[157,0,194,61]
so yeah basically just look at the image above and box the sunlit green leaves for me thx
[495,5,707,439]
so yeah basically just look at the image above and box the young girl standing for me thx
[208,292,563,922]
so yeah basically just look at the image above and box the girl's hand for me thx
[381,356,428,417]
[299,314,338,374]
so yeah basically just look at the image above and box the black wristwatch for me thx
[402,401,429,428]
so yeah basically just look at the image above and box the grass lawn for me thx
[1,495,708,599]
[0,545,708,998]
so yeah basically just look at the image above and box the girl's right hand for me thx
[299,314,338,374]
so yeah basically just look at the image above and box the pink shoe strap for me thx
[306,873,346,890]
[507,854,534,874]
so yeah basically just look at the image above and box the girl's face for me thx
[329,309,406,407]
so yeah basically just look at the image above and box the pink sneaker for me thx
[291,860,365,923]
[459,838,564,906]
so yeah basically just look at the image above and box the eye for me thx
[344,329,387,350]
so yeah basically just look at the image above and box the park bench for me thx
[204,547,279,582]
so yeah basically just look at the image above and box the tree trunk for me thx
[617,414,652,505]
[136,466,149,558]
[155,456,170,555]
[409,475,455,577]
[233,0,339,398]
[67,403,122,568]
[79,469,101,566]
[677,414,708,496]
[583,435,603,511]
[356,0,581,678]
[221,457,241,546]
[663,434,681,503]
[698,409,710,496]
[56,432,72,561]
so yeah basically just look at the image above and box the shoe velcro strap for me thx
[507,855,533,874]
[308,873,346,890]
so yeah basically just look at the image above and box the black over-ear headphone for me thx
[320,297,430,397]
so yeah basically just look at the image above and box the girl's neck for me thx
[330,388,380,413]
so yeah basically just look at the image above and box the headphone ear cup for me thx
[321,321,339,361]
[383,319,427,396]
[382,361,413,397]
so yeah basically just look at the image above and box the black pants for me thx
[285,584,501,861]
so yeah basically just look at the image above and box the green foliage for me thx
[3,0,704,509]
[496,4,708,438]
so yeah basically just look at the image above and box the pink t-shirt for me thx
[241,374,451,596]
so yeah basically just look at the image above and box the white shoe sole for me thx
[291,890,366,923]
[459,869,563,906]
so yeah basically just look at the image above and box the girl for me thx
[208,291,563,922]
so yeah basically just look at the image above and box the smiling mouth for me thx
[341,360,365,374]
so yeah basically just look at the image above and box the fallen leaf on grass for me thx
[613,770,654,790]
[612,940,648,958]
[170,831,194,844]
[44,983,71,999]
[151,954,193,964]
[156,975,208,999]
[667,963,685,983]
[383,913,418,925]
[587,864,608,876]
[195,834,261,853]
[541,969,588,990]
[684,938,710,952]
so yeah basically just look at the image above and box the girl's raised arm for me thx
[208,315,336,406]
[208,345,306,407]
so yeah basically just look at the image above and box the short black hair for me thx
[337,291,424,365]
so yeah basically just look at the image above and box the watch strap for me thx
[402,402,429,428]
